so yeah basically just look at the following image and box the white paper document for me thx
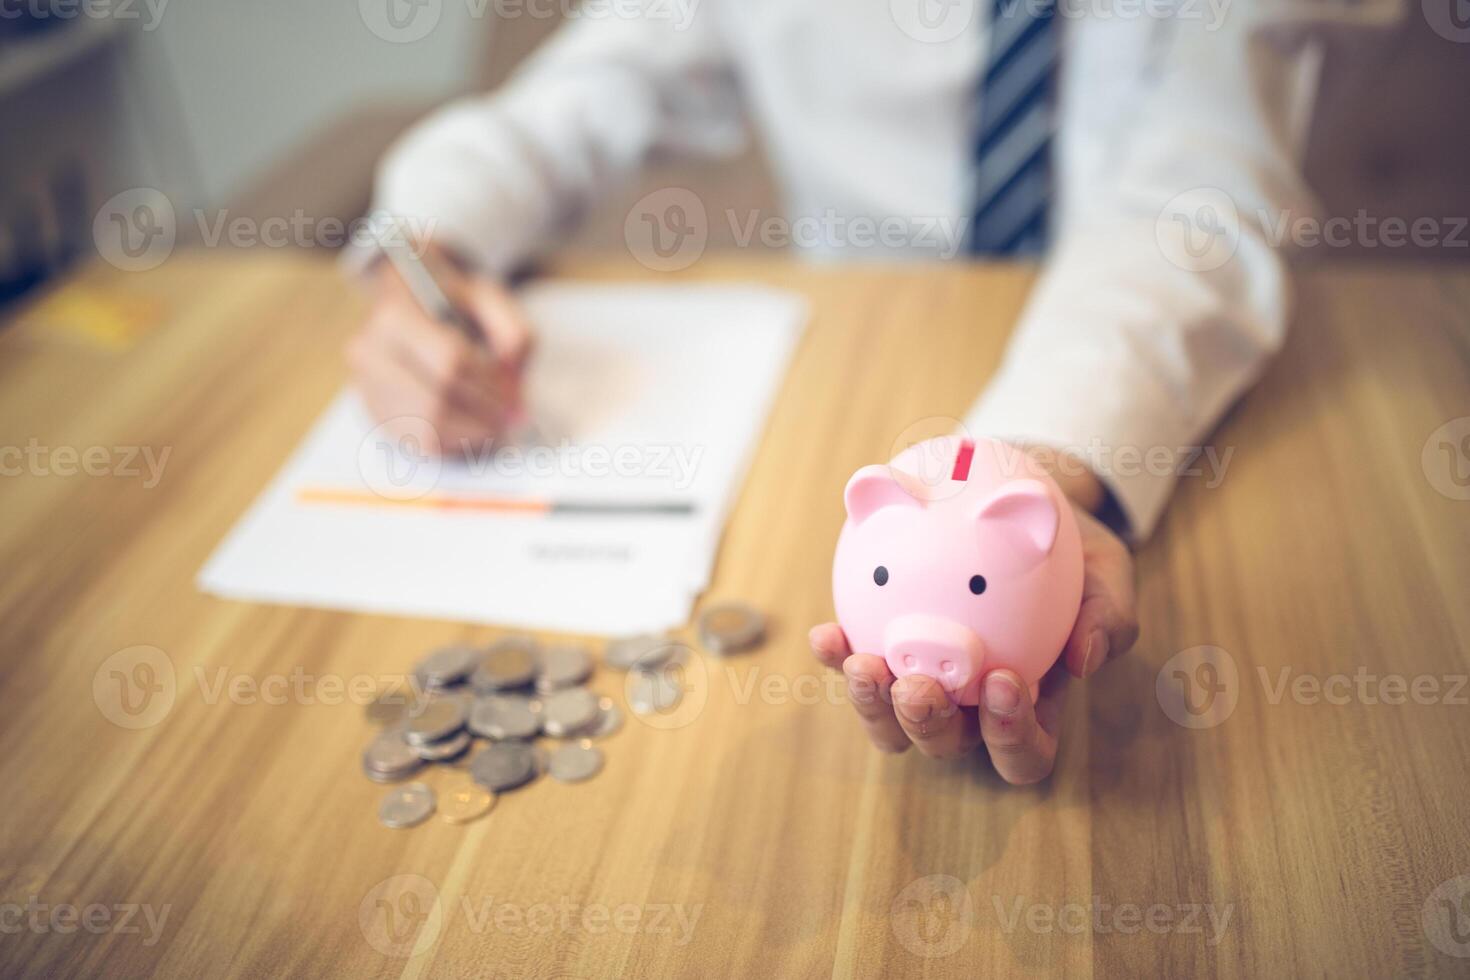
[198,283,807,633]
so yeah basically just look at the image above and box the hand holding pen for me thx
[346,231,535,457]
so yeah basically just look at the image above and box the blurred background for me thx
[0,0,1467,305]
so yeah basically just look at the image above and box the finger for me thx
[347,330,436,432]
[808,622,853,671]
[368,303,506,411]
[368,254,416,304]
[347,331,497,456]
[841,654,910,753]
[891,674,979,759]
[459,277,534,368]
[429,406,502,458]
[1062,510,1140,678]
[459,279,534,419]
[1032,662,1071,738]
[364,308,511,430]
[979,668,1060,785]
[375,255,533,371]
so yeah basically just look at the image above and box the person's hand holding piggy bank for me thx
[809,436,1139,785]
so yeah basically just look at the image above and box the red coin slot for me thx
[950,439,975,482]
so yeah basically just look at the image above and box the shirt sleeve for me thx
[367,0,745,275]
[964,8,1326,540]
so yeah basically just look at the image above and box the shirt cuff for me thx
[334,209,496,289]
[964,351,1202,542]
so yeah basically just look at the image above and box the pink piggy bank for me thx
[831,436,1083,705]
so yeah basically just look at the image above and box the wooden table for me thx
[1,252,1467,978]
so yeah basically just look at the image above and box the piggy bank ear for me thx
[973,479,1059,559]
[844,465,923,525]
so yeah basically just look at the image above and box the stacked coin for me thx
[363,635,619,829]
[365,613,764,829]
[696,601,767,655]
[605,634,692,717]
[362,728,424,783]
[414,644,484,690]
[604,634,678,672]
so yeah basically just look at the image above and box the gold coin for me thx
[439,780,496,824]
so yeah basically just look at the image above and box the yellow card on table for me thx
[27,286,163,351]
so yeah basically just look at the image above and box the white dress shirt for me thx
[370,0,1342,539]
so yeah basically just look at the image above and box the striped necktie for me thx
[967,0,1059,256]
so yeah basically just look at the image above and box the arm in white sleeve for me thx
[966,7,1325,539]
[370,1,744,274]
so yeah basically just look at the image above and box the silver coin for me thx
[628,665,684,716]
[468,694,542,740]
[378,782,436,828]
[413,644,483,688]
[540,687,599,738]
[605,634,677,672]
[587,696,623,739]
[404,697,467,745]
[413,728,472,762]
[364,766,417,785]
[469,741,539,792]
[696,601,767,655]
[365,688,415,727]
[548,741,604,783]
[535,644,593,693]
[472,637,539,692]
[363,729,423,780]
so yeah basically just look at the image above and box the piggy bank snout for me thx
[883,614,985,693]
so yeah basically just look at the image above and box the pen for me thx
[377,217,486,349]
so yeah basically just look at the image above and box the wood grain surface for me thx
[0,252,1467,978]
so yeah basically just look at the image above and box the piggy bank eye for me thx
[873,566,889,586]
[969,574,987,595]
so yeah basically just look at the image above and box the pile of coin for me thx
[367,637,620,828]
[363,605,766,829]
[363,635,645,829]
